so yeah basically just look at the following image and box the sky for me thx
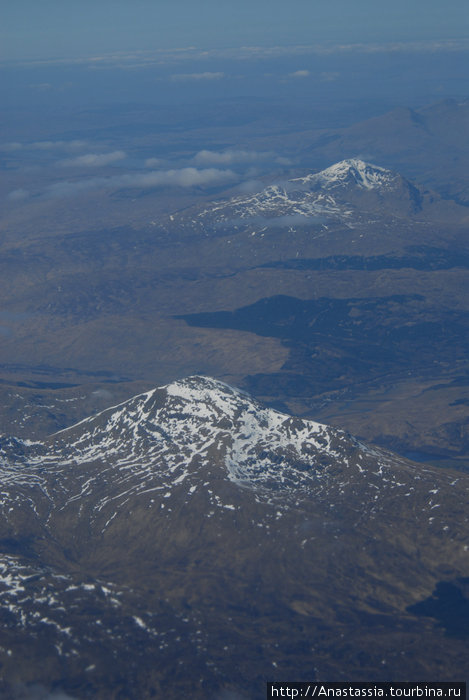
[1,0,468,60]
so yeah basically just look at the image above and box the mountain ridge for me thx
[0,376,468,697]
[0,154,467,466]
[303,99,469,205]
[293,158,402,191]
[1,374,467,555]
[192,158,431,229]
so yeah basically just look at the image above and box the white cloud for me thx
[29,82,54,90]
[4,39,469,72]
[288,69,310,78]
[7,188,30,201]
[0,140,88,152]
[34,167,236,199]
[59,151,126,167]
[1,142,23,151]
[195,149,261,165]
[133,167,235,187]
[144,157,163,168]
[170,71,225,81]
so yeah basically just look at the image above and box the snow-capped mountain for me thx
[0,377,468,698]
[186,159,426,232]
[295,158,402,191]
[1,376,463,530]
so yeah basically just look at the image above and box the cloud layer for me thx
[5,39,468,71]
[1,140,88,152]
[288,69,310,78]
[170,71,225,81]
[9,167,237,200]
[58,151,126,167]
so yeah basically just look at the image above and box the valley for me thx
[1,79,468,697]
[1,156,468,466]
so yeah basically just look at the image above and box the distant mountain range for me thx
[1,91,468,700]
[0,155,467,462]
[176,159,463,237]
[1,376,468,698]
[303,99,469,205]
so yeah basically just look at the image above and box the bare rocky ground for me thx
[0,377,467,698]
[1,158,468,466]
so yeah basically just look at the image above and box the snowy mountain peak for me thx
[165,375,249,414]
[0,375,395,521]
[0,373,462,592]
[187,159,415,232]
[295,159,398,191]
[47,374,334,491]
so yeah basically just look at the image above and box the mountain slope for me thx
[295,158,406,191]
[186,159,439,233]
[304,99,469,205]
[0,377,468,698]
[0,158,467,464]
[2,376,466,527]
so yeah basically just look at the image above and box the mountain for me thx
[0,158,467,467]
[303,99,469,205]
[301,158,400,188]
[1,376,468,698]
[177,159,454,236]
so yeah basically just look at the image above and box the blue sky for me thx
[1,0,468,60]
